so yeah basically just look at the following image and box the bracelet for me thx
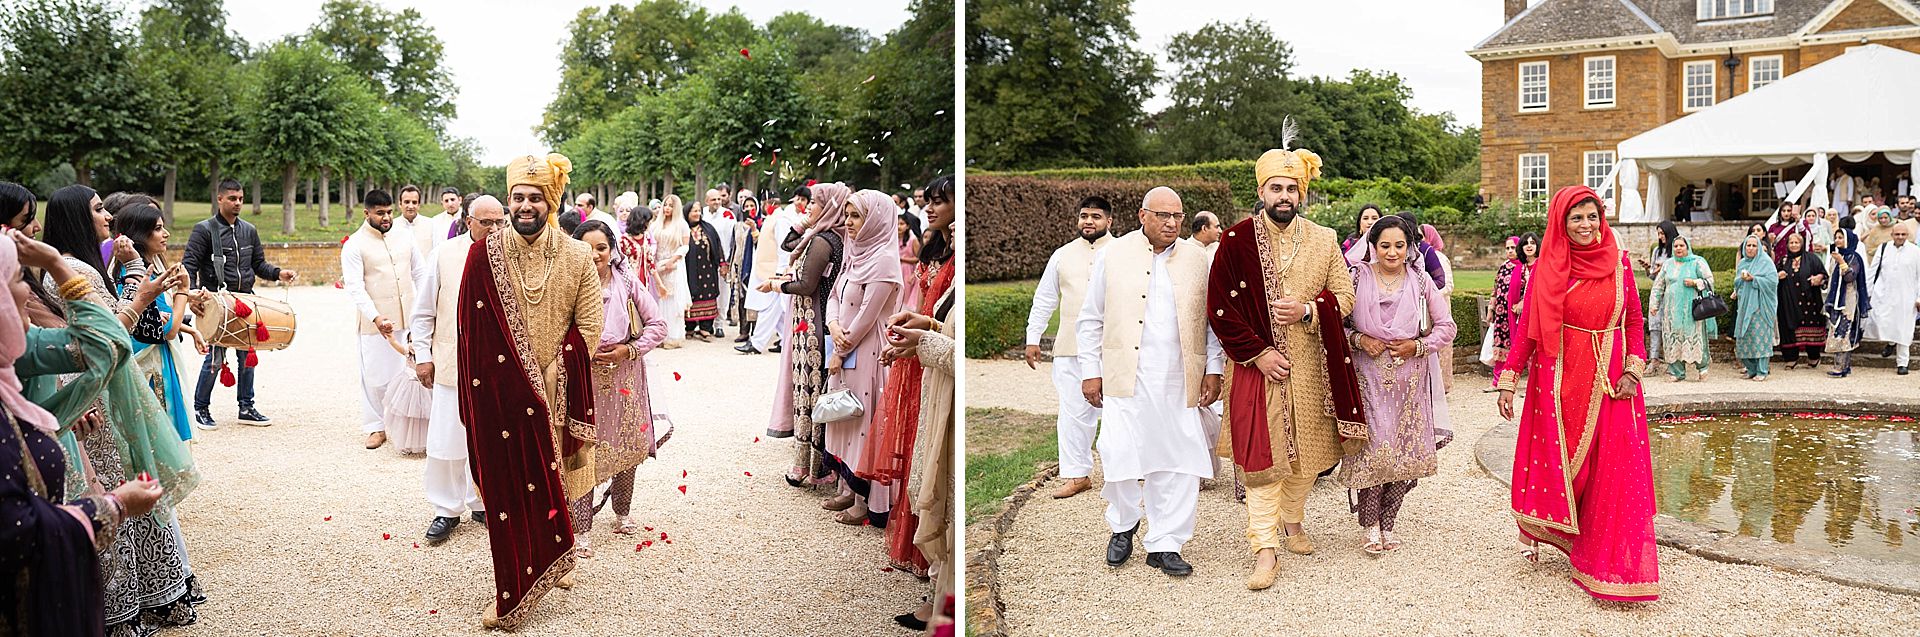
[1495,369,1519,393]
[103,493,125,524]
[928,319,945,334]
[58,278,91,300]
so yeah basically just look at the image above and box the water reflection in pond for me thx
[1649,414,1920,565]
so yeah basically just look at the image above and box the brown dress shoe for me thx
[1051,477,1093,499]
[365,431,387,449]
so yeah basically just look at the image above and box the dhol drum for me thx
[196,290,297,351]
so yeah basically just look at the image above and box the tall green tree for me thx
[849,0,954,187]
[539,0,758,146]
[309,0,457,130]
[966,0,1155,170]
[138,0,245,220]
[236,39,376,232]
[1149,19,1314,165]
[0,0,159,186]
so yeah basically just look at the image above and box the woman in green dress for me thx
[1649,235,1716,381]
[1731,233,1780,381]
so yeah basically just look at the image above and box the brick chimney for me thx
[1506,0,1529,23]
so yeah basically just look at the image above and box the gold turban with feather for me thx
[1255,148,1323,193]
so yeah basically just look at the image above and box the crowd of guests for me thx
[1645,194,1920,382]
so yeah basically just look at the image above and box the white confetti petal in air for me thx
[882,131,893,139]
[862,75,875,84]
[934,110,945,116]
[762,119,777,127]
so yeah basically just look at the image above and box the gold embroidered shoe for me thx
[1246,552,1280,590]
[1283,531,1315,555]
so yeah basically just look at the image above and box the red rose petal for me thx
[882,567,895,572]
[429,609,437,615]
[739,48,750,58]
[682,470,688,478]
[412,542,420,549]
[744,471,753,476]
[382,533,391,540]
[547,508,558,520]
[660,532,668,540]
[642,540,653,546]
[324,516,332,521]
[677,485,687,494]
[636,544,644,551]
[664,539,671,544]
[672,372,682,381]
[619,388,631,395]
[644,526,653,532]
[753,436,760,443]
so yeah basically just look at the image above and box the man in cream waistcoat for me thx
[1077,186,1223,578]
[393,185,442,259]
[342,189,424,450]
[1024,195,1114,499]
[409,196,505,543]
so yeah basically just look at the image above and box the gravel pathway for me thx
[969,358,1920,636]
[173,287,920,635]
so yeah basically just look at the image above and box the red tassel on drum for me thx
[219,364,236,387]
[233,298,253,319]
[255,321,270,341]
[244,349,259,368]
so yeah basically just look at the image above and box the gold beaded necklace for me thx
[512,228,558,306]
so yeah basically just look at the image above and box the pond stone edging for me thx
[1474,392,1920,597]
[964,456,1061,637]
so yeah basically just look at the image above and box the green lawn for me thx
[38,199,376,243]
[964,408,1058,525]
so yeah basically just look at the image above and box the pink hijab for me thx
[840,190,905,286]
[0,238,60,433]
[799,182,851,248]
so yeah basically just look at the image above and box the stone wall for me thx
[162,242,345,286]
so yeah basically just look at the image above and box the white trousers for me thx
[1103,471,1200,553]
[1051,357,1100,479]
[358,334,406,434]
[423,385,481,517]
[661,295,687,341]
[717,276,734,325]
[750,299,788,351]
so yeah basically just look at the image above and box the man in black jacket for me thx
[183,180,298,429]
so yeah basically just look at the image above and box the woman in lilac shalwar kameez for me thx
[1338,216,1456,555]
[567,221,668,556]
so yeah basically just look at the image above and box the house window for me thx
[1749,55,1782,91]
[1519,61,1549,112]
[1697,0,1773,20]
[1585,151,1616,199]
[1683,61,1716,111]
[1749,170,1782,215]
[1519,153,1549,207]
[1585,56,1615,108]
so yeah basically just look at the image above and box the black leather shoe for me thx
[425,516,460,543]
[1145,551,1193,577]
[1884,344,1896,358]
[1106,524,1138,566]
[237,407,272,425]
[734,343,759,354]
[714,327,726,338]
[193,409,218,431]
[1900,366,1910,375]
[894,612,928,631]
[471,510,487,523]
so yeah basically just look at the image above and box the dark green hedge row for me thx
[974,161,1477,212]
[965,175,1236,282]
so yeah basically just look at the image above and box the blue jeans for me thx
[194,346,256,411]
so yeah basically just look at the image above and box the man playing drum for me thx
[183,179,298,430]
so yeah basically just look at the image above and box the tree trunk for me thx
[162,164,177,223]
[207,158,221,221]
[694,162,707,202]
[664,174,675,200]
[250,180,262,215]
[282,165,298,234]
[72,156,90,187]
[304,176,314,213]
[319,166,332,227]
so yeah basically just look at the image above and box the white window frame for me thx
[1748,55,1783,92]
[1518,61,1550,112]
[1683,60,1717,112]
[1519,153,1550,207]
[1698,0,1773,20]
[1748,170,1782,215]
[1584,56,1616,109]
[1585,151,1616,199]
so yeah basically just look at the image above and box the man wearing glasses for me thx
[407,195,508,543]
[1075,186,1223,578]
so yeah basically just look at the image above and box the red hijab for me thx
[1527,185,1619,359]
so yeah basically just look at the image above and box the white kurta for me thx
[343,230,424,434]
[1028,246,1102,479]
[407,240,482,517]
[1076,247,1221,482]
[1868,241,1920,361]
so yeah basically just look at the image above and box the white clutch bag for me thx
[811,388,864,423]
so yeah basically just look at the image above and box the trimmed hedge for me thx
[976,161,1477,212]
[967,283,1034,359]
[965,175,1236,282]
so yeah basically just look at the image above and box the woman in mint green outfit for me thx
[1731,233,1780,381]
[1648,235,1716,381]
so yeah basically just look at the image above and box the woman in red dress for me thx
[1495,185,1660,602]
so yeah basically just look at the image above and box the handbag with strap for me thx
[1691,289,1729,321]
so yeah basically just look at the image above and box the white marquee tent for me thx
[1602,44,1920,223]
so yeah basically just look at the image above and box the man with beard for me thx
[702,188,738,337]
[341,189,422,450]
[411,195,507,543]
[1206,145,1363,591]
[458,153,601,629]
[1025,195,1115,499]
[433,187,464,240]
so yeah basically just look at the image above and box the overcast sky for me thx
[1130,0,1509,128]
[224,0,1507,165]
[224,0,912,165]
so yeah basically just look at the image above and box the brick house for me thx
[1471,0,1920,220]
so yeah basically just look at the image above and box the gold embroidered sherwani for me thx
[496,225,604,500]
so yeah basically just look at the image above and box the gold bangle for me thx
[58,278,91,301]
[1495,369,1519,393]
